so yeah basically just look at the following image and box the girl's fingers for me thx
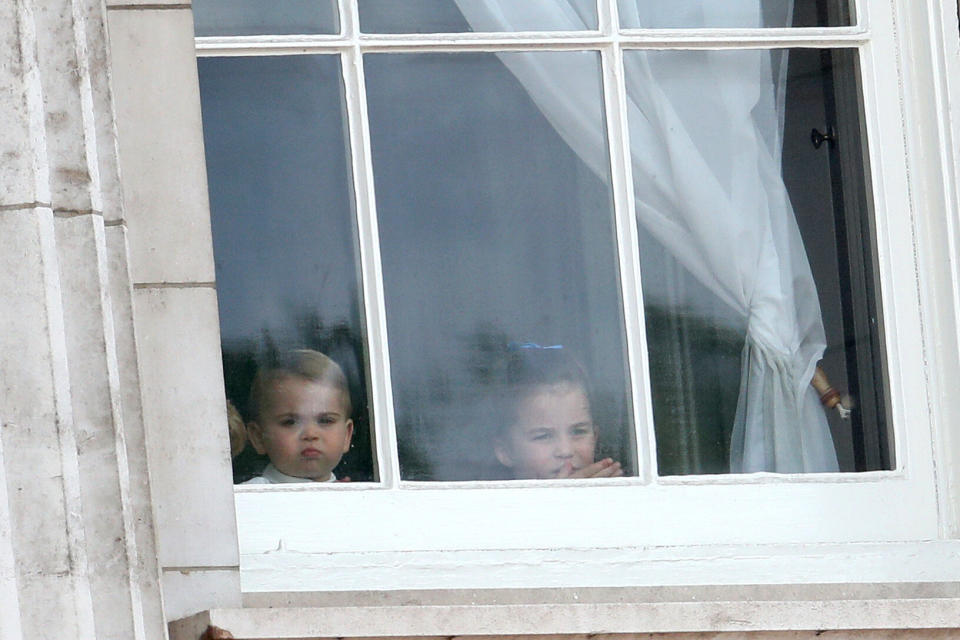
[591,461,622,477]
[569,459,610,478]
[570,458,621,478]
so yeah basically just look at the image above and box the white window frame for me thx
[194,0,960,592]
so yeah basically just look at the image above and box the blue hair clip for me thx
[507,342,564,351]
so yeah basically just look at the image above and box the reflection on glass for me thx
[193,0,338,37]
[621,48,885,474]
[365,52,632,481]
[359,0,597,33]
[618,0,853,28]
[197,55,374,483]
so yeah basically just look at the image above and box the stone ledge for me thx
[169,584,960,640]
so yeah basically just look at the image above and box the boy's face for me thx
[495,383,596,479]
[248,376,353,481]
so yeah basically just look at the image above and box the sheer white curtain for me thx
[453,0,838,472]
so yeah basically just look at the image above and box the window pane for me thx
[197,56,375,484]
[193,0,338,37]
[365,52,634,481]
[359,0,598,33]
[622,48,887,475]
[618,0,853,28]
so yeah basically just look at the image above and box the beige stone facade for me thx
[2,1,235,637]
[2,1,960,639]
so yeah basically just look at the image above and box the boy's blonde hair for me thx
[248,349,352,422]
[226,399,247,458]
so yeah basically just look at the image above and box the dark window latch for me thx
[811,126,838,149]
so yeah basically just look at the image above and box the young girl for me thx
[493,345,623,479]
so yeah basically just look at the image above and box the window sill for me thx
[169,582,960,639]
[238,540,960,592]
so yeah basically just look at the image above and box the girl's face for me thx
[495,382,597,479]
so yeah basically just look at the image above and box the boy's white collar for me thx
[261,463,337,483]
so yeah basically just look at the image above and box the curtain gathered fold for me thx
[453,0,838,472]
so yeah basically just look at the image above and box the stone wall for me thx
[0,0,237,637]
[105,0,241,622]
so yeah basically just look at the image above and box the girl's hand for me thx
[568,458,623,478]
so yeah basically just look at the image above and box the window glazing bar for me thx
[599,0,657,482]
[340,0,401,487]
[195,35,347,56]
[196,29,869,58]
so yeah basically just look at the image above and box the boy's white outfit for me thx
[242,463,337,484]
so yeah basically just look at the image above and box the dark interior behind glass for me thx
[198,55,375,482]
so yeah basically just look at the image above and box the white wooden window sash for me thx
[196,0,954,588]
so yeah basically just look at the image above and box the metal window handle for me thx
[811,126,837,149]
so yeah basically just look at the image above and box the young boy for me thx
[243,349,353,484]
[493,346,623,480]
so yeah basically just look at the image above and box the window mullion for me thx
[341,0,401,487]
[617,29,866,48]
[855,0,868,31]
[600,31,657,481]
[596,0,612,34]
[338,0,348,36]
[604,0,657,485]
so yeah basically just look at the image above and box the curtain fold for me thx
[453,0,838,472]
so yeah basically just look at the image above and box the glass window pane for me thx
[359,0,598,33]
[193,0,339,37]
[365,52,633,481]
[622,48,887,475]
[618,0,853,28]
[197,55,375,484]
